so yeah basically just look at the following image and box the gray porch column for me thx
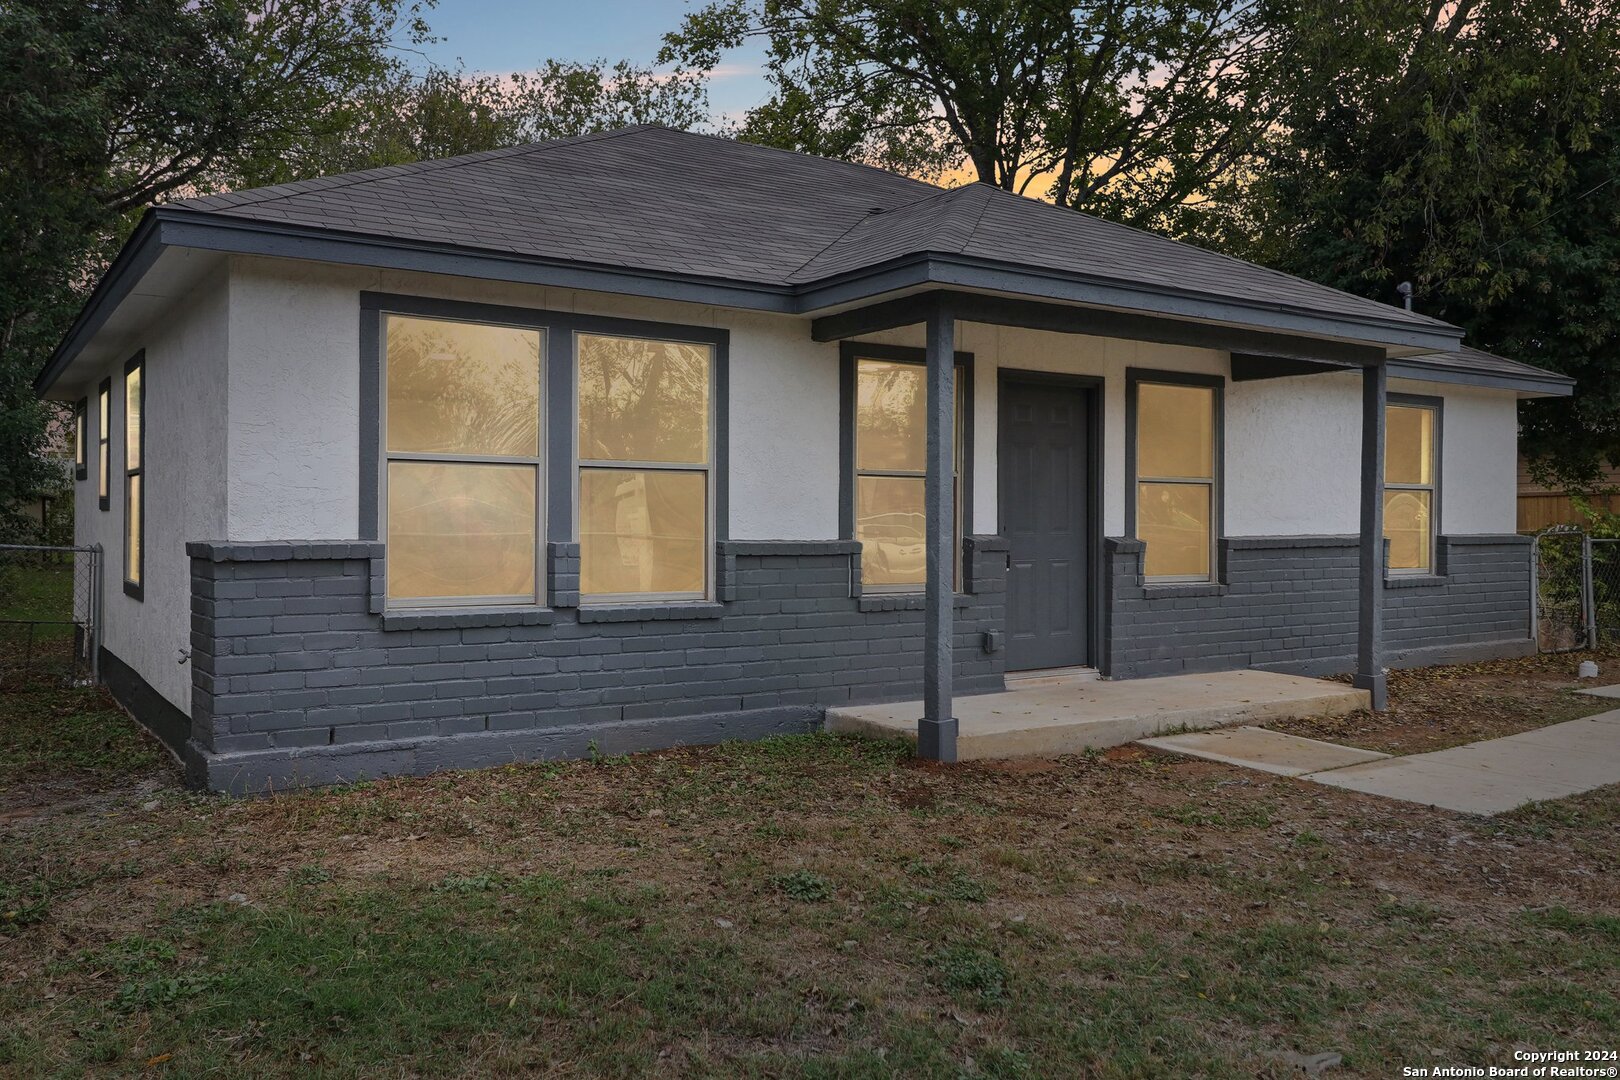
[1354,362,1389,709]
[919,303,959,761]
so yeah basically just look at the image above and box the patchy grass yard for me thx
[2,652,1617,1077]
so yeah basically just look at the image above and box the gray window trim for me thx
[122,350,145,601]
[359,291,729,610]
[97,377,111,512]
[838,340,974,593]
[1385,392,1443,577]
[1125,367,1225,584]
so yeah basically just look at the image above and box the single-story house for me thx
[36,125,1574,792]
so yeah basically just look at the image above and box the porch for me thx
[824,670,1369,761]
[818,288,1405,762]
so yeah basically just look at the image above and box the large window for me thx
[123,354,145,598]
[1385,399,1439,573]
[577,332,713,601]
[97,378,111,511]
[850,353,964,590]
[383,315,544,606]
[1131,374,1220,581]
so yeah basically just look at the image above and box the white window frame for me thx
[1385,396,1441,576]
[574,329,718,605]
[1128,369,1223,584]
[378,313,547,610]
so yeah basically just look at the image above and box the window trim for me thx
[1385,393,1442,577]
[123,351,145,601]
[97,377,111,512]
[73,398,87,481]
[378,314,547,609]
[838,341,975,593]
[359,292,730,612]
[1125,367,1224,584]
[574,329,719,605]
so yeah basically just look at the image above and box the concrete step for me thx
[825,670,1368,761]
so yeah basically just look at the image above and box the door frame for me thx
[996,368,1106,671]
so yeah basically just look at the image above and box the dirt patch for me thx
[1266,646,1620,753]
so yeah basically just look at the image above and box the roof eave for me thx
[34,211,164,396]
[1387,358,1575,397]
[39,207,1467,395]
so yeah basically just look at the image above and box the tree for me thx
[1215,0,1620,489]
[0,0,708,541]
[0,0,430,540]
[251,59,709,183]
[661,0,1276,232]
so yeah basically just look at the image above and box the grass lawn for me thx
[2,652,1617,1077]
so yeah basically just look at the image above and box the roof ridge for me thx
[175,126,652,212]
[954,183,996,253]
[971,184,1449,329]
[783,184,985,278]
[648,125,946,194]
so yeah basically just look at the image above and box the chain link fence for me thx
[0,543,100,692]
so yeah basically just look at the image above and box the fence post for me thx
[1529,534,1540,648]
[91,543,103,685]
[1582,533,1598,651]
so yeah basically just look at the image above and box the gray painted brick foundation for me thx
[1103,533,1534,679]
[172,530,1532,792]
[184,538,1009,793]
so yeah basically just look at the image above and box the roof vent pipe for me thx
[1396,281,1414,312]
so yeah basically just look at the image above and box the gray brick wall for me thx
[186,538,1008,792]
[1103,534,1533,679]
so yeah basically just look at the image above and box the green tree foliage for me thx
[1213,0,1620,489]
[0,0,707,541]
[660,0,1275,232]
[254,59,709,183]
[0,0,427,540]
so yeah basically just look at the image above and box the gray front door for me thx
[998,379,1090,671]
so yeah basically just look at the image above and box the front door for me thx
[998,379,1091,671]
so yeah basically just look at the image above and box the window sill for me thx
[1384,574,1448,589]
[578,602,725,623]
[1140,581,1227,599]
[858,593,971,613]
[380,606,556,631]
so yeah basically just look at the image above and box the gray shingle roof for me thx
[172,124,1448,335]
[1394,344,1574,391]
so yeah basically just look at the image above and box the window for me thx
[577,332,713,601]
[1131,373,1220,580]
[382,315,544,606]
[97,378,111,511]
[73,398,87,480]
[1385,399,1439,573]
[849,352,965,590]
[123,354,145,597]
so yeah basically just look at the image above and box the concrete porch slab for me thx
[1139,726,1390,776]
[1304,712,1620,815]
[825,670,1368,760]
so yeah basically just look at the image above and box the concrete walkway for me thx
[1145,712,1620,815]
[1139,726,1389,776]
[825,670,1367,760]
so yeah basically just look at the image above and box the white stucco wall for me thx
[62,251,1525,720]
[225,256,1524,546]
[72,278,230,712]
[1390,377,1519,534]
[224,256,844,542]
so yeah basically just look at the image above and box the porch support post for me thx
[919,300,959,761]
[1354,361,1389,710]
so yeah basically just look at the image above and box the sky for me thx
[406,0,773,125]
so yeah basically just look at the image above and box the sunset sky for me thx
[410,0,774,126]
